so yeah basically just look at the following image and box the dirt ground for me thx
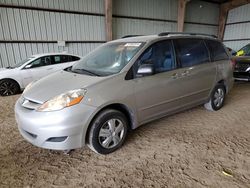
[0,82,250,188]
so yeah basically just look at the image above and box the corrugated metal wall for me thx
[185,0,219,35]
[223,4,250,51]
[0,0,105,67]
[113,0,219,39]
[0,0,220,68]
[113,0,178,39]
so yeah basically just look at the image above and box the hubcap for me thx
[0,82,16,96]
[213,88,224,107]
[98,118,125,149]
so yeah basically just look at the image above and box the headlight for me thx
[37,89,86,112]
[23,82,34,94]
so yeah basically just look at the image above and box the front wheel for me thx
[204,84,226,111]
[88,109,128,154]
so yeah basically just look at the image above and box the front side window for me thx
[206,40,228,61]
[134,40,175,75]
[71,42,144,76]
[175,39,209,68]
[28,56,51,68]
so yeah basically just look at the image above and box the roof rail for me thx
[158,32,217,38]
[122,35,142,38]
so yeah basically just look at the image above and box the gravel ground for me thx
[0,82,250,188]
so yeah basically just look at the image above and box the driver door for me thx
[133,40,183,124]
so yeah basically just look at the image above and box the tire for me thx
[0,79,20,96]
[204,84,226,111]
[88,109,128,154]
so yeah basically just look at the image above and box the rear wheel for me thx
[204,84,225,111]
[88,109,128,154]
[0,79,20,96]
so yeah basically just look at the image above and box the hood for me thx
[23,70,108,103]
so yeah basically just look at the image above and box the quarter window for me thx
[71,56,80,61]
[206,40,228,61]
[175,39,209,68]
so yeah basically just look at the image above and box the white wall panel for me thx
[185,0,219,25]
[227,4,250,24]
[224,4,250,51]
[184,24,218,36]
[2,0,104,14]
[0,7,106,41]
[113,0,178,21]
[113,18,176,39]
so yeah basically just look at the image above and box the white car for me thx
[0,53,82,96]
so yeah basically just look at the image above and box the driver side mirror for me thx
[137,63,154,77]
[24,64,32,69]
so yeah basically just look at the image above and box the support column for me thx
[217,0,250,40]
[218,5,228,40]
[177,0,189,32]
[105,0,112,41]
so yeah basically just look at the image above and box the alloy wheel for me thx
[98,118,125,149]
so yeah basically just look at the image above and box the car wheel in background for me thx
[0,79,20,96]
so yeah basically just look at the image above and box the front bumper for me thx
[15,97,96,150]
[234,72,250,81]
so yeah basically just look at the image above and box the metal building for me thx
[0,0,249,68]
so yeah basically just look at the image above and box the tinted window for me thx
[175,39,209,68]
[134,40,175,74]
[53,55,61,64]
[71,56,80,61]
[29,56,51,68]
[206,40,228,61]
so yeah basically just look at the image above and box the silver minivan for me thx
[15,33,234,154]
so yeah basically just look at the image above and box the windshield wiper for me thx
[72,68,100,76]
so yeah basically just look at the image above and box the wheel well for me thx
[0,78,21,91]
[85,103,134,143]
[217,79,227,92]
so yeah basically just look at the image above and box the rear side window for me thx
[206,40,228,61]
[174,39,209,68]
[53,55,62,64]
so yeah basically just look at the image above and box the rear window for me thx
[206,40,228,61]
[174,38,209,68]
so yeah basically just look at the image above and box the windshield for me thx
[11,57,33,68]
[237,44,250,56]
[70,42,144,76]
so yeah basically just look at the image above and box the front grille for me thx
[235,63,250,72]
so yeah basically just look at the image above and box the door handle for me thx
[181,70,190,77]
[47,67,53,70]
[171,73,179,79]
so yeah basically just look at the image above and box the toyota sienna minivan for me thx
[15,32,234,154]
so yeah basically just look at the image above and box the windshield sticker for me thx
[124,43,142,47]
